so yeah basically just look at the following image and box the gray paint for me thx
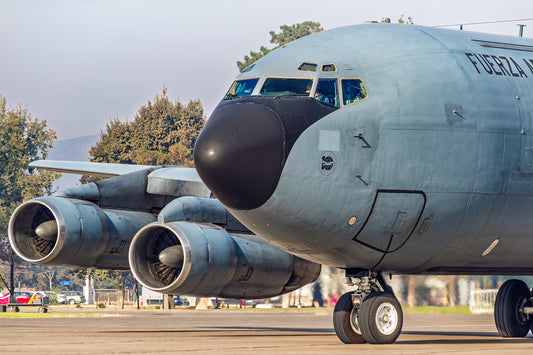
[230,24,533,274]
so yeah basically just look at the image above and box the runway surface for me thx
[1,308,533,354]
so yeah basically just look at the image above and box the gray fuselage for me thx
[195,24,533,275]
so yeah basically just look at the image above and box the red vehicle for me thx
[0,292,33,305]
[0,294,9,305]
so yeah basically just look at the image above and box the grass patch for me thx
[403,305,472,314]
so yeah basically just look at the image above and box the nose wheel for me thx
[333,292,365,344]
[358,292,402,344]
[333,272,403,344]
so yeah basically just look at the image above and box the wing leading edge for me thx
[31,160,211,198]
[30,160,155,177]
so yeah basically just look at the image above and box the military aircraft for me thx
[8,23,533,344]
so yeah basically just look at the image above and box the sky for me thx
[2,0,533,140]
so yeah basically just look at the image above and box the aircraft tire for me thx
[333,292,366,344]
[359,291,403,344]
[494,279,531,337]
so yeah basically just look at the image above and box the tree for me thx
[237,21,324,72]
[89,87,204,167]
[83,88,205,302]
[381,15,414,24]
[0,239,9,291]
[0,96,59,265]
[43,268,56,292]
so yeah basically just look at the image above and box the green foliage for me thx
[269,21,324,47]
[237,21,323,72]
[97,303,106,308]
[70,269,135,289]
[72,269,114,288]
[0,96,59,262]
[398,15,414,24]
[89,87,204,168]
[381,15,414,24]
[403,306,471,314]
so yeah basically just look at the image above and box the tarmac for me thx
[1,307,533,354]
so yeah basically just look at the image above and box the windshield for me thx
[341,79,367,105]
[224,78,259,99]
[259,78,313,96]
[314,79,339,107]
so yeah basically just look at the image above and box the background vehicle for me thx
[56,291,85,305]
[31,292,50,305]
[14,292,32,303]
[173,295,189,306]
[0,292,33,304]
[0,294,9,305]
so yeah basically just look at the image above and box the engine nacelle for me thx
[9,196,156,269]
[129,221,321,299]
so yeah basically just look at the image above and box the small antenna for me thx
[518,24,526,37]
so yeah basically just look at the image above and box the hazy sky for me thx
[2,0,533,140]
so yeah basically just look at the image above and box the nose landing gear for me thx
[334,275,533,344]
[333,271,403,344]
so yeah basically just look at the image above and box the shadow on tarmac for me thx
[399,330,533,345]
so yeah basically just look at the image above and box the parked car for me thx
[173,295,190,306]
[33,291,49,298]
[57,291,85,305]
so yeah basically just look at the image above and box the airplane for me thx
[8,22,533,344]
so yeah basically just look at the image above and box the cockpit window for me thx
[259,78,313,96]
[224,78,259,99]
[321,64,337,72]
[341,79,367,105]
[314,79,339,107]
[298,62,317,72]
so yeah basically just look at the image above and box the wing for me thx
[30,160,154,177]
[30,160,211,198]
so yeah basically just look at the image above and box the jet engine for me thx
[9,196,156,269]
[129,221,321,299]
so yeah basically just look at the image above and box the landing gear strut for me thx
[333,271,403,344]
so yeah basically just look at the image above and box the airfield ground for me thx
[1,306,532,354]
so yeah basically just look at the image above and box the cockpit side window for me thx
[321,64,337,72]
[259,78,314,96]
[341,79,367,105]
[224,78,259,99]
[298,62,317,72]
[314,79,339,107]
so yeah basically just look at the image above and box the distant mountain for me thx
[47,135,99,190]
[48,135,99,161]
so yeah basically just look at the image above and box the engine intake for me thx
[9,196,156,269]
[129,221,321,299]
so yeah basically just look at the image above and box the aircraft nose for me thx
[194,101,285,210]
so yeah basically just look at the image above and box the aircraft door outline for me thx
[352,190,426,257]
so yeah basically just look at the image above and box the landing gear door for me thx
[353,190,426,253]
